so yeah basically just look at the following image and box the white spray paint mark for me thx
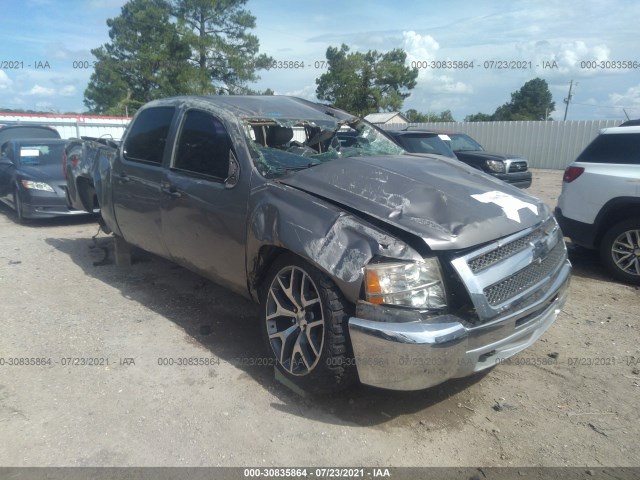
[471,191,538,223]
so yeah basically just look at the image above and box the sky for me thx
[1,0,639,120]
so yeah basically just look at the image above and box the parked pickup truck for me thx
[66,95,571,393]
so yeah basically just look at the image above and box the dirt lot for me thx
[0,169,638,468]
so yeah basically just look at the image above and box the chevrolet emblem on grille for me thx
[531,238,550,264]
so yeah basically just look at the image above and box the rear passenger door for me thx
[112,106,176,257]
[160,109,250,293]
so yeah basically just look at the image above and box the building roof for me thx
[364,112,409,124]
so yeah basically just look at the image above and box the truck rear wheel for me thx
[599,218,640,285]
[260,254,356,394]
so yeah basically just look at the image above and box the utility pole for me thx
[563,80,575,120]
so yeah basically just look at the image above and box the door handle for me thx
[119,172,130,183]
[161,185,182,199]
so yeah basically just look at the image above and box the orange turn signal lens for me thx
[366,270,383,304]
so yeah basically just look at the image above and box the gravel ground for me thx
[0,169,638,468]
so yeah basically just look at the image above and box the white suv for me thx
[556,126,640,284]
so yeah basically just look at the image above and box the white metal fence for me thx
[0,114,130,140]
[383,120,625,170]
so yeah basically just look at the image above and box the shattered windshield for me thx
[243,117,405,178]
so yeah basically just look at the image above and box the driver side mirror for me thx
[224,150,240,189]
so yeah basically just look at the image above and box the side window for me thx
[173,110,231,179]
[0,142,11,160]
[123,107,175,164]
[577,133,640,164]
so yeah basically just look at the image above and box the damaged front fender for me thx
[246,181,422,303]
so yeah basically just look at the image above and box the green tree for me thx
[464,112,493,122]
[315,44,418,116]
[84,0,272,114]
[430,109,455,122]
[84,0,193,115]
[465,78,555,122]
[494,78,555,120]
[406,108,455,122]
[405,109,428,122]
[173,0,273,95]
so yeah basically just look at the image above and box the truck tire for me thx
[599,218,640,285]
[260,253,356,394]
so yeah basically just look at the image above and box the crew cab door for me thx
[112,106,176,257]
[160,109,249,293]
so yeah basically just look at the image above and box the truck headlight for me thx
[21,180,54,192]
[485,160,506,173]
[364,259,447,310]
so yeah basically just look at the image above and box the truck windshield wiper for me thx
[277,162,322,174]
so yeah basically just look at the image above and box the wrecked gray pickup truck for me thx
[66,95,571,393]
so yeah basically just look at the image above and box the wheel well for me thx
[250,245,290,300]
[595,204,640,247]
[76,176,97,212]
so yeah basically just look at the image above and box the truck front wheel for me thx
[260,254,356,394]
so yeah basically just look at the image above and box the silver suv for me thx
[556,126,640,284]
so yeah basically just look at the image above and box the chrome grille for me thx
[509,161,527,173]
[450,216,569,323]
[483,241,566,306]
[468,218,553,273]
[468,234,532,273]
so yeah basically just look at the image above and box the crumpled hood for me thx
[278,154,548,250]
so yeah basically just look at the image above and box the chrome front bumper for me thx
[348,259,571,391]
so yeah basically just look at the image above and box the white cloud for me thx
[402,31,473,97]
[609,84,640,114]
[402,31,440,60]
[87,0,126,8]
[517,39,612,78]
[556,41,610,72]
[27,84,55,96]
[283,84,317,101]
[59,85,77,97]
[0,71,13,90]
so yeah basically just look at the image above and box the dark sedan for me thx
[0,139,89,222]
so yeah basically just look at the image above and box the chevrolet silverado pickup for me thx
[66,95,571,393]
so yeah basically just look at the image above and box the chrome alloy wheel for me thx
[265,266,325,376]
[611,228,640,277]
